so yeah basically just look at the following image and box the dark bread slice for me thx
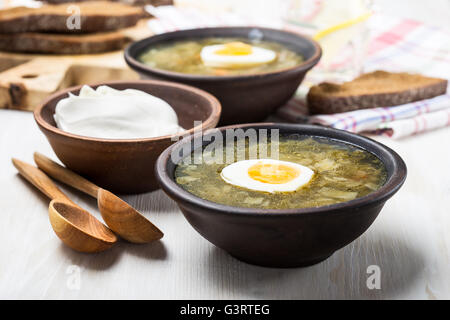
[0,31,129,54]
[0,1,146,34]
[307,71,448,114]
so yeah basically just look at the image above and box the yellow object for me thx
[248,163,300,184]
[313,12,372,41]
[215,42,253,55]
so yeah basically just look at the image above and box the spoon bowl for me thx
[49,200,117,253]
[97,189,163,243]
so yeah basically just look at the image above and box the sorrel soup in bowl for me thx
[156,123,407,267]
[138,37,305,76]
[125,27,321,124]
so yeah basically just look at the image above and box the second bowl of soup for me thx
[156,123,407,267]
[125,27,321,124]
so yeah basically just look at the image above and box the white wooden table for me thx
[1,110,449,300]
[1,0,450,300]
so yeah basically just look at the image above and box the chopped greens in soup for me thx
[175,135,387,210]
[138,37,304,76]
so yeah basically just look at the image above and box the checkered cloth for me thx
[146,5,450,138]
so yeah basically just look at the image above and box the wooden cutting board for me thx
[0,20,153,111]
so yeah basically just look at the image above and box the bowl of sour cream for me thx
[34,80,221,194]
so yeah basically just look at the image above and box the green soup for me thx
[138,37,304,76]
[175,135,387,210]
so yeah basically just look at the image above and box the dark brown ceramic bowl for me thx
[34,80,221,194]
[156,123,407,268]
[124,27,321,125]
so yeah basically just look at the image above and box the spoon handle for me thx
[34,152,99,199]
[12,158,76,205]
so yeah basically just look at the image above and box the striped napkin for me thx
[145,5,450,139]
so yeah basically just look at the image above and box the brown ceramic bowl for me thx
[124,27,321,125]
[156,123,407,268]
[34,80,221,194]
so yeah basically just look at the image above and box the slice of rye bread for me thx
[307,71,448,114]
[0,1,147,34]
[0,31,130,54]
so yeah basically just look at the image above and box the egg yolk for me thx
[248,163,300,184]
[215,42,253,56]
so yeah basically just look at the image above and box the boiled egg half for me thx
[200,42,277,69]
[220,159,314,193]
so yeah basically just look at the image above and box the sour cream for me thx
[54,85,184,139]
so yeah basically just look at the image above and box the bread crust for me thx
[0,1,145,33]
[0,32,129,54]
[43,0,173,6]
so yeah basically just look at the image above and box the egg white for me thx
[200,44,277,69]
[220,159,314,193]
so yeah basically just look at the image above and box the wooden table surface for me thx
[1,0,450,300]
[1,111,449,300]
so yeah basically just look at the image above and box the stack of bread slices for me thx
[0,1,149,54]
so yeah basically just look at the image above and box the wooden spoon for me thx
[12,158,117,253]
[34,152,164,244]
